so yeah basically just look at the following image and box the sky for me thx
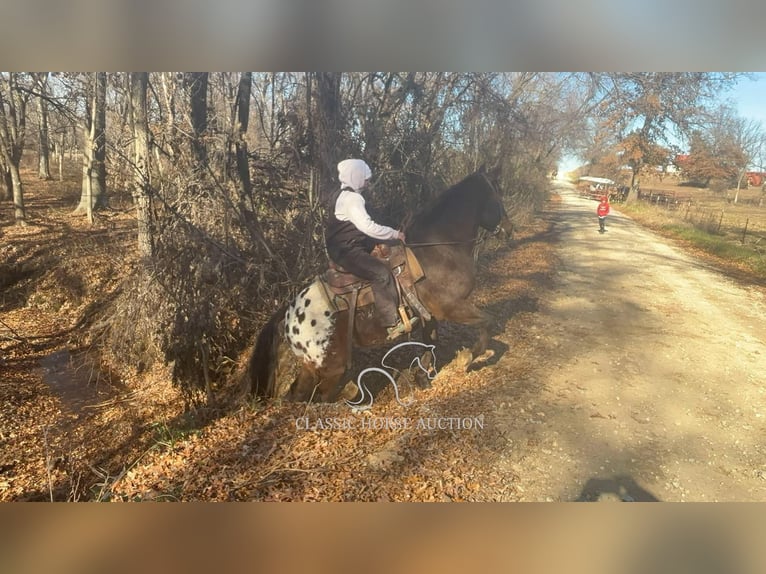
[559,73,766,174]
[724,72,766,125]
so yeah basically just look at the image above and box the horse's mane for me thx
[408,171,489,234]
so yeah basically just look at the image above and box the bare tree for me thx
[683,105,764,201]
[184,72,208,173]
[35,72,52,180]
[0,153,11,201]
[74,72,108,220]
[728,112,765,202]
[129,72,153,257]
[233,72,253,199]
[0,73,30,223]
[312,72,346,201]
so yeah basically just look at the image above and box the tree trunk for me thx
[37,74,51,180]
[625,166,640,203]
[92,72,107,206]
[9,159,26,222]
[235,72,253,201]
[230,72,273,257]
[0,73,28,223]
[58,130,64,181]
[185,72,208,173]
[734,169,747,203]
[313,72,345,203]
[75,72,107,216]
[130,72,153,258]
[1,158,11,201]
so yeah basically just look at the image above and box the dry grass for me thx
[615,176,766,282]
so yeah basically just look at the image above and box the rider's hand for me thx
[398,231,406,243]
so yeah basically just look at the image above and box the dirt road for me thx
[494,181,766,501]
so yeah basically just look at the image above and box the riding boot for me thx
[375,292,402,334]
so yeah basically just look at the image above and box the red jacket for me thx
[597,200,610,217]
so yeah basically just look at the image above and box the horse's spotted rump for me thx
[284,280,335,367]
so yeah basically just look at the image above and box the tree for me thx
[129,72,153,257]
[594,73,741,202]
[234,72,253,199]
[312,72,346,201]
[74,72,108,220]
[35,72,52,180]
[1,153,11,201]
[0,73,30,223]
[682,105,762,198]
[678,131,730,188]
[184,72,208,173]
[725,110,764,202]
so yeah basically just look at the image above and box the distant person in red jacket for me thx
[597,196,610,233]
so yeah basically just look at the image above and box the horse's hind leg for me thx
[286,364,320,402]
[316,363,348,403]
[286,362,347,403]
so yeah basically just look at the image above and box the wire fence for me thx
[575,181,766,258]
[627,188,766,255]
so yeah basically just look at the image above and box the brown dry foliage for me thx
[1,159,558,500]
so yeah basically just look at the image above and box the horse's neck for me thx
[414,193,480,243]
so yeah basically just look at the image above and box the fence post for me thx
[717,210,724,233]
[742,218,749,244]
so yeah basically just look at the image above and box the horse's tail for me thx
[248,304,288,398]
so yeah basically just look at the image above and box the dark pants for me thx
[598,216,606,231]
[332,247,400,326]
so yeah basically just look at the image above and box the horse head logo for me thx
[346,341,438,412]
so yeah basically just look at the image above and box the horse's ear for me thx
[487,164,502,181]
[477,163,487,174]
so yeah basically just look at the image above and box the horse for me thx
[245,165,514,403]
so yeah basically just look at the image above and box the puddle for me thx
[37,349,99,414]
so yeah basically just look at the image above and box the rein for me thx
[403,239,481,247]
[403,226,502,248]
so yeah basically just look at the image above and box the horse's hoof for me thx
[473,349,495,364]
[338,381,359,402]
[455,347,473,370]
[414,371,432,390]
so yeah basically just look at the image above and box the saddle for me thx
[315,244,431,348]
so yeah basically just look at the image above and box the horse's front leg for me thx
[445,301,493,368]
[471,312,492,361]
[413,317,439,389]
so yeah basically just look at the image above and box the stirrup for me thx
[386,315,419,340]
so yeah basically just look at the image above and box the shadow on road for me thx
[575,474,660,502]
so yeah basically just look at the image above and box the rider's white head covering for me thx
[338,159,372,192]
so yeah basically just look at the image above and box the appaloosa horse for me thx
[246,165,513,402]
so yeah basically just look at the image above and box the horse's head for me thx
[494,209,514,241]
[477,169,514,241]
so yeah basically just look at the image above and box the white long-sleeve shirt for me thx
[334,190,399,241]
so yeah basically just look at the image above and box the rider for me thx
[325,159,407,339]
